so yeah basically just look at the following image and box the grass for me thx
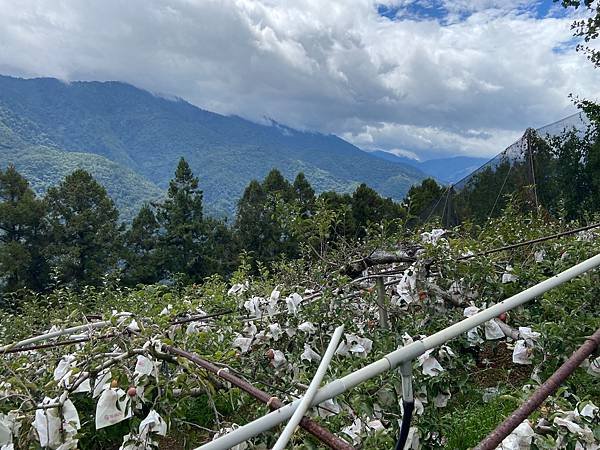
[442,394,521,449]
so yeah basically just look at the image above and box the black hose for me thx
[394,400,414,450]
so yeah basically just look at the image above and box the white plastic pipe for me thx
[272,325,344,450]
[198,252,600,450]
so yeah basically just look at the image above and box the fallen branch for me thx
[342,250,416,278]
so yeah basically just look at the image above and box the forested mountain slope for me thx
[0,107,163,221]
[0,75,428,216]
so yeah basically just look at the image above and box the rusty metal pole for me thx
[475,327,600,450]
[163,344,355,450]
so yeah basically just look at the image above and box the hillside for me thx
[1,212,598,449]
[370,151,489,184]
[0,75,428,217]
[1,106,164,221]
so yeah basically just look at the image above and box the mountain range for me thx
[0,74,435,220]
[369,151,489,184]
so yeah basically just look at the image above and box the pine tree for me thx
[262,169,293,201]
[235,170,298,263]
[351,184,404,236]
[157,158,205,280]
[293,172,316,216]
[202,217,238,276]
[44,169,121,287]
[0,165,47,292]
[235,180,268,258]
[123,204,161,285]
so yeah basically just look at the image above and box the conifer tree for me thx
[123,204,161,285]
[44,169,121,287]
[0,165,47,292]
[235,170,298,263]
[235,180,267,258]
[157,158,205,280]
[350,184,405,236]
[202,217,238,276]
[404,178,444,221]
[262,169,293,201]
[293,172,316,216]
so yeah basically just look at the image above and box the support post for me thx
[375,277,390,329]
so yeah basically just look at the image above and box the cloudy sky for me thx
[0,0,597,160]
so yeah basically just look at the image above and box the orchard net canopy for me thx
[421,112,592,226]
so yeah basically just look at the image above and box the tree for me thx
[235,170,298,264]
[157,158,205,280]
[351,184,404,237]
[318,191,356,239]
[404,178,445,222]
[123,204,161,285]
[558,0,600,121]
[584,130,600,212]
[0,165,47,292]
[201,217,238,276]
[44,169,121,287]
[236,180,267,258]
[262,169,293,201]
[293,173,316,216]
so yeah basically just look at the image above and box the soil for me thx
[471,341,532,388]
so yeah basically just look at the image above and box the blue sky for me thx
[376,0,568,22]
[0,0,596,160]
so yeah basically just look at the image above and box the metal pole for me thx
[475,327,600,450]
[197,252,600,450]
[272,325,344,450]
[375,277,389,329]
[163,344,354,450]
[456,222,600,261]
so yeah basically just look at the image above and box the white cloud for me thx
[0,0,597,160]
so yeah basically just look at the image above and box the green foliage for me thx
[557,0,600,121]
[0,145,164,223]
[123,204,161,285]
[235,169,298,265]
[442,395,521,448]
[0,75,426,218]
[1,205,600,449]
[0,165,47,292]
[44,169,122,287]
[404,177,445,222]
[157,158,206,280]
[426,125,600,226]
[351,183,405,238]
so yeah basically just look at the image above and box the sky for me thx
[0,0,597,161]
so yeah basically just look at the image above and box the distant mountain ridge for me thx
[0,105,164,221]
[0,75,428,218]
[369,150,489,184]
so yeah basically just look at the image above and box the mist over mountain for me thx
[0,74,428,218]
